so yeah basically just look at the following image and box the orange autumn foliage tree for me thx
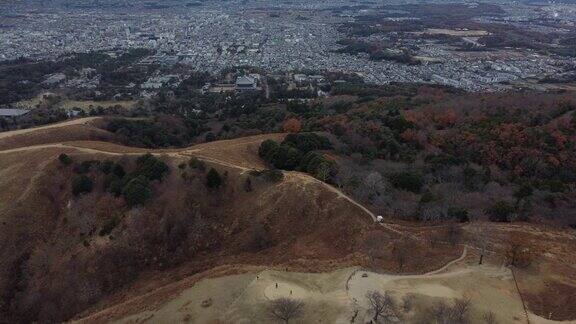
[283,118,301,133]
[435,108,457,127]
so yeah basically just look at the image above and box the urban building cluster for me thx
[1,0,576,91]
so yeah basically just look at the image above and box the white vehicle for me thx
[376,215,384,223]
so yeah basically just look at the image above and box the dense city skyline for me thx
[2,0,576,91]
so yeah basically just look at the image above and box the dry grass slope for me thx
[0,119,574,323]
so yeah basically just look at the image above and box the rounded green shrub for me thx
[72,175,93,196]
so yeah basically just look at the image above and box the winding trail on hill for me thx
[282,171,405,236]
[0,118,401,236]
[0,141,405,236]
[11,153,458,319]
[3,130,567,324]
[425,245,468,275]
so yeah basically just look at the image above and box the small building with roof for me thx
[235,76,258,92]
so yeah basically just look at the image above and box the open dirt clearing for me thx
[348,264,525,324]
[58,100,136,111]
[106,259,564,324]
[15,94,136,111]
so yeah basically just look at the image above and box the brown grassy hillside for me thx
[0,130,383,322]
[0,117,116,150]
[0,121,574,323]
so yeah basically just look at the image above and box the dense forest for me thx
[311,88,575,226]
[93,83,576,228]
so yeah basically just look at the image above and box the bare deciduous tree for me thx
[452,297,471,322]
[366,291,399,323]
[431,300,451,324]
[483,311,497,324]
[420,202,450,223]
[335,163,357,189]
[364,171,384,192]
[469,222,490,265]
[429,297,471,324]
[269,298,304,324]
[402,294,415,313]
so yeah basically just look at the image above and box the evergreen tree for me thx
[122,176,151,207]
[206,168,222,189]
[72,175,93,196]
